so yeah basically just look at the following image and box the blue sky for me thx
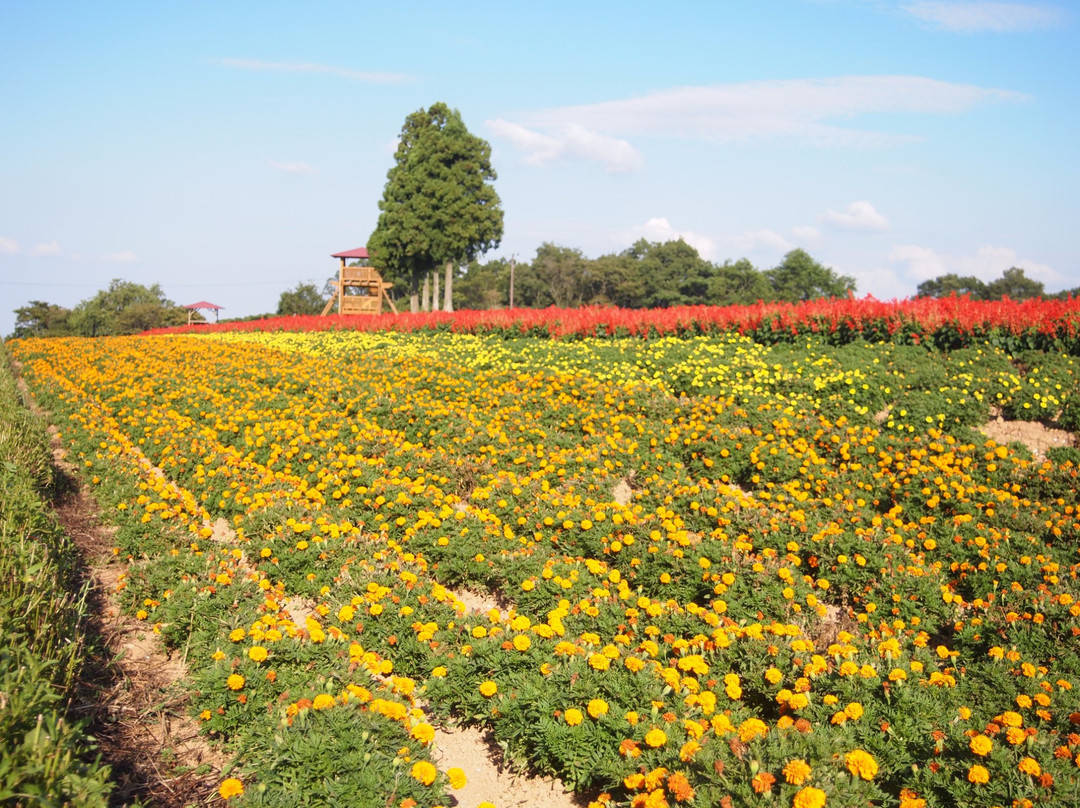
[2,0,1077,334]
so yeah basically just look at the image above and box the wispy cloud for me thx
[890,243,1061,283]
[791,225,822,242]
[490,76,1023,169]
[0,236,19,255]
[821,201,890,231]
[28,241,62,257]
[100,250,138,264]
[218,58,411,84]
[269,160,321,175]
[488,120,644,173]
[901,1,1066,31]
[722,229,795,256]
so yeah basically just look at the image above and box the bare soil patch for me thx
[432,725,586,808]
[979,417,1076,461]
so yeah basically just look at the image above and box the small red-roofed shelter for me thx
[321,247,398,316]
[184,301,223,325]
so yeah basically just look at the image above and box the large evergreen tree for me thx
[368,102,503,312]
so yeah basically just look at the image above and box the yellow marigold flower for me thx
[410,760,437,786]
[644,728,668,747]
[765,667,783,685]
[1018,757,1042,777]
[479,680,497,697]
[512,634,532,652]
[967,764,989,784]
[447,767,467,789]
[588,653,610,671]
[969,735,993,756]
[793,786,827,808]
[411,723,435,744]
[219,778,244,799]
[783,759,812,785]
[226,674,245,691]
[588,699,609,719]
[312,693,335,710]
[432,666,447,677]
[565,708,584,726]
[738,718,768,743]
[247,646,268,663]
[679,740,701,761]
[229,628,246,642]
[844,702,864,720]
[844,749,879,780]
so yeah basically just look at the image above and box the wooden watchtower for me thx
[321,247,398,316]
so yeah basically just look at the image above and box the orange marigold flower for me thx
[620,739,642,758]
[844,749,879,780]
[1018,757,1042,777]
[219,778,244,799]
[752,772,777,794]
[667,771,695,802]
[738,717,769,742]
[967,764,989,784]
[783,759,812,785]
[793,786,827,808]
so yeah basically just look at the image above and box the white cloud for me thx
[890,243,1062,284]
[487,119,644,173]
[218,58,410,84]
[626,217,719,259]
[0,236,19,255]
[724,229,795,255]
[490,76,1023,171]
[821,201,890,231]
[28,242,62,257]
[791,225,822,242]
[901,1,1066,31]
[269,160,321,174]
[100,250,138,264]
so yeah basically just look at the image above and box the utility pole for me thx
[509,255,516,309]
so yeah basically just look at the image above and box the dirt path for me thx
[48,430,226,807]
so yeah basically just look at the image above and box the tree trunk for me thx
[444,260,454,312]
[421,273,430,312]
[432,270,440,312]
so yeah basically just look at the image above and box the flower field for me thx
[9,325,1080,808]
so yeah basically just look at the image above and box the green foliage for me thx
[276,282,326,316]
[68,278,187,336]
[765,248,856,302]
[0,343,115,806]
[368,102,504,305]
[917,267,1046,301]
[12,299,73,339]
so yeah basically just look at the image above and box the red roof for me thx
[332,247,369,259]
[184,301,223,310]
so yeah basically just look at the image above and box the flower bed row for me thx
[146,297,1080,354]
[9,329,1080,808]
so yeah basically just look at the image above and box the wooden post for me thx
[509,256,516,309]
[338,257,345,314]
